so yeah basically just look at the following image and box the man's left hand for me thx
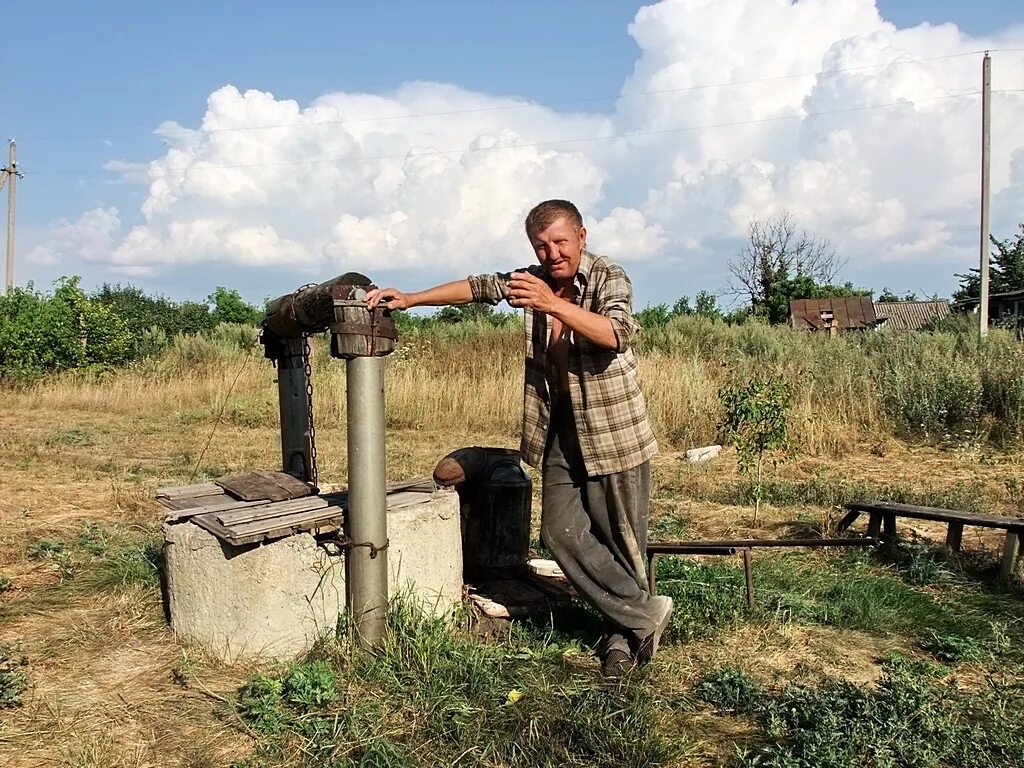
[507,272,557,312]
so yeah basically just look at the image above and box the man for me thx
[365,199,672,678]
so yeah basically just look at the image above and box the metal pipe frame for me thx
[346,356,389,650]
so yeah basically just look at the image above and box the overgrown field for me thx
[1,320,1023,767]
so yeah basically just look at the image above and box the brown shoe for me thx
[600,648,635,681]
[636,596,674,666]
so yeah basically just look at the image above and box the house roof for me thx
[954,289,1024,308]
[789,297,877,331]
[873,301,950,331]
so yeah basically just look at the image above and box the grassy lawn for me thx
[1,343,1023,767]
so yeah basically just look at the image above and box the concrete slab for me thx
[163,487,463,662]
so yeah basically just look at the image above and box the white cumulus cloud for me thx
[31,0,1024,300]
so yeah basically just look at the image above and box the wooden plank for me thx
[192,507,344,547]
[846,500,1024,532]
[226,503,341,537]
[163,499,263,522]
[836,509,862,533]
[469,579,557,619]
[216,496,329,526]
[945,522,964,551]
[525,572,576,599]
[1000,532,1020,585]
[386,490,435,510]
[215,470,314,503]
[158,493,233,512]
[882,513,898,541]
[156,482,222,500]
[867,512,883,540]
[469,593,515,619]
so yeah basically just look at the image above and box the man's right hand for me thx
[365,287,410,310]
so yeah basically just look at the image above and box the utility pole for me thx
[979,53,992,338]
[2,139,20,294]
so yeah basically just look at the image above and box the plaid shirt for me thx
[468,249,657,476]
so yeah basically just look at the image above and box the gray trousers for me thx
[540,405,659,655]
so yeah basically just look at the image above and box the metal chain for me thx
[302,333,319,489]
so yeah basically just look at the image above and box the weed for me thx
[27,538,67,560]
[237,673,289,738]
[89,539,163,591]
[0,574,11,593]
[919,631,987,663]
[172,650,198,688]
[27,538,75,580]
[696,667,761,713]
[45,426,96,446]
[76,521,111,556]
[282,660,339,710]
[0,641,28,708]
[898,543,957,586]
[727,654,1024,768]
[655,559,749,642]
[650,512,691,539]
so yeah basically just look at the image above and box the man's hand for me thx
[365,287,410,311]
[507,272,557,313]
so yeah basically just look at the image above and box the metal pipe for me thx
[276,337,312,482]
[647,544,739,555]
[742,549,755,609]
[648,538,875,550]
[346,356,389,650]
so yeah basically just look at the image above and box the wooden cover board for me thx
[215,470,314,502]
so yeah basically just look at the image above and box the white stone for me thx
[684,444,723,463]
[163,488,462,662]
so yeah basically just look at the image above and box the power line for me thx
[15,49,1020,143]
[23,90,995,177]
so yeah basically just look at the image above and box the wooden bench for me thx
[838,500,1024,585]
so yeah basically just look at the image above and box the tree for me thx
[877,288,918,303]
[435,303,500,324]
[954,224,1024,301]
[694,291,722,319]
[635,303,674,329]
[92,283,215,340]
[718,376,792,525]
[208,287,262,326]
[728,212,844,321]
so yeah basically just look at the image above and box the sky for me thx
[5,0,1024,309]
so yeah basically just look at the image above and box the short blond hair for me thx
[524,199,583,236]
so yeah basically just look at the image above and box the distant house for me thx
[873,300,950,331]
[789,297,878,335]
[954,289,1024,339]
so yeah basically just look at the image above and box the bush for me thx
[0,277,132,381]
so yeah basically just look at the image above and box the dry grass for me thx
[1,334,1022,766]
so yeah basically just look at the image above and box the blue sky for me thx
[5,1,1024,307]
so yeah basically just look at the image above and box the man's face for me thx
[528,216,587,283]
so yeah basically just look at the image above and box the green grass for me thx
[44,426,97,446]
[653,550,1024,655]
[698,655,1024,768]
[232,600,686,767]
[25,523,163,595]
